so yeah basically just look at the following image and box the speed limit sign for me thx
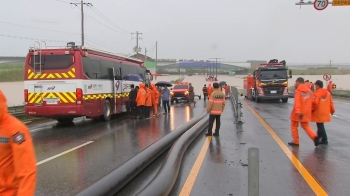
[314,0,329,10]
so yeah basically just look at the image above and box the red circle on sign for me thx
[314,0,328,11]
[323,73,331,81]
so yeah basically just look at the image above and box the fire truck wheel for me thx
[101,99,112,121]
[281,98,288,103]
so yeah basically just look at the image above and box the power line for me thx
[87,6,129,33]
[0,33,73,43]
[0,20,79,35]
[0,20,118,50]
[84,13,128,34]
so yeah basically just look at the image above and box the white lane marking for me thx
[37,141,94,166]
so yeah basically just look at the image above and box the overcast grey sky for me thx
[0,0,349,63]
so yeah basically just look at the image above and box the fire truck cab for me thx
[243,59,292,103]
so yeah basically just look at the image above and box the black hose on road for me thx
[75,111,208,196]
[136,113,209,196]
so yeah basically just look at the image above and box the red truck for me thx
[243,59,292,103]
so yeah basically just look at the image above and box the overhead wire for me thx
[0,33,73,43]
[88,6,130,33]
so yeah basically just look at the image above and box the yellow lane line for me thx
[179,124,215,196]
[245,101,328,196]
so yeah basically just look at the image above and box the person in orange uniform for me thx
[311,80,335,145]
[224,84,230,97]
[288,77,320,146]
[205,82,226,136]
[144,85,153,118]
[0,90,37,196]
[136,83,147,119]
[327,80,333,94]
[305,80,312,90]
[150,84,160,117]
[207,83,213,100]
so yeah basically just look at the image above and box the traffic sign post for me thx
[314,0,329,10]
[323,73,331,81]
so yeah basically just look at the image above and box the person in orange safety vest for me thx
[150,84,160,117]
[327,80,333,94]
[0,90,37,196]
[311,80,335,145]
[207,84,213,100]
[224,84,230,97]
[288,77,320,146]
[144,85,153,118]
[205,82,226,137]
[305,80,312,90]
[136,83,147,119]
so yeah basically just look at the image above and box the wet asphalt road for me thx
[30,96,350,196]
[31,101,205,196]
[242,98,350,196]
[120,97,350,196]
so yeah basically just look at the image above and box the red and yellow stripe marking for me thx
[28,92,130,104]
[28,92,76,104]
[27,68,76,80]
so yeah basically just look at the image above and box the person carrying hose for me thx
[0,90,37,196]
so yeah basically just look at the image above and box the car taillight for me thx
[76,88,83,105]
[24,89,28,105]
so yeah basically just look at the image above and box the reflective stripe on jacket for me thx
[206,89,226,115]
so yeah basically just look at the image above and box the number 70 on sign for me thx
[314,0,329,10]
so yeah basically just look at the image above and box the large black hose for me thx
[75,111,208,196]
[136,113,209,196]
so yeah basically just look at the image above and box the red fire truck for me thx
[24,42,153,122]
[243,59,292,103]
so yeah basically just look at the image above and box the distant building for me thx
[130,53,154,61]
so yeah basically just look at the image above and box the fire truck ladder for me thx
[32,41,47,75]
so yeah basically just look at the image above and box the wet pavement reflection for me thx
[32,102,204,196]
[248,98,350,195]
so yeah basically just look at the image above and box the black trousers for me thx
[137,105,145,118]
[207,114,221,134]
[203,93,208,101]
[130,101,136,117]
[144,106,152,118]
[316,123,328,141]
[163,100,170,113]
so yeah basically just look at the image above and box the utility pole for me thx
[330,60,332,67]
[155,41,158,78]
[131,31,142,54]
[209,58,224,80]
[70,0,92,46]
[144,47,147,61]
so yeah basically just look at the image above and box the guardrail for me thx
[7,105,25,117]
[288,86,350,98]
[229,86,243,124]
